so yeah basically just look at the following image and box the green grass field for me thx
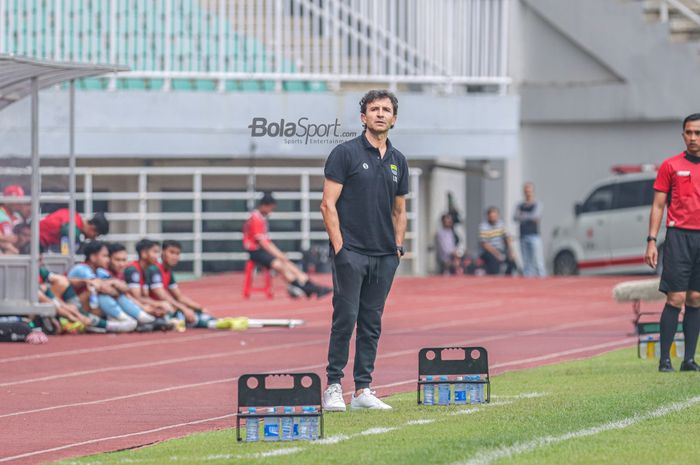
[54,348,700,465]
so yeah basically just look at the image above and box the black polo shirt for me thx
[324,132,409,256]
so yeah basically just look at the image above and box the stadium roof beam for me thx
[0,54,127,316]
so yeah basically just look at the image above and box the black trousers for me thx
[326,247,399,390]
[481,250,517,276]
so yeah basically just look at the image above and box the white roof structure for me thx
[0,54,125,110]
[0,54,126,316]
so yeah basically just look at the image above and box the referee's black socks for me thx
[660,303,681,361]
[683,305,700,362]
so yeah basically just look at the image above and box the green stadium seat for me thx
[8,0,328,93]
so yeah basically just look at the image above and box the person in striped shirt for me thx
[479,207,517,276]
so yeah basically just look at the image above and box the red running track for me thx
[0,274,649,464]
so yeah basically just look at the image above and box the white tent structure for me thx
[0,55,126,315]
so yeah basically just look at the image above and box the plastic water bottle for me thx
[477,377,485,403]
[423,376,435,405]
[281,407,294,441]
[467,375,484,403]
[639,336,653,359]
[454,376,467,405]
[438,375,451,405]
[292,408,300,440]
[263,408,279,442]
[60,236,70,255]
[88,286,99,311]
[298,408,309,440]
[305,406,319,440]
[245,407,259,442]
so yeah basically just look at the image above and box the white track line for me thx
[455,396,700,465]
[0,332,234,364]
[365,336,634,393]
[2,323,632,421]
[0,338,327,388]
[0,293,608,366]
[0,298,496,365]
[0,414,235,463]
[491,393,548,399]
[491,338,636,369]
[406,419,435,425]
[2,301,602,387]
[12,389,546,464]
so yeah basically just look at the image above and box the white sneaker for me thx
[350,388,392,410]
[322,383,346,412]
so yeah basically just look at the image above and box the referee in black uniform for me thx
[646,113,700,372]
[320,90,408,411]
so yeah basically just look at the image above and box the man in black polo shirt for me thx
[646,113,700,372]
[320,90,408,411]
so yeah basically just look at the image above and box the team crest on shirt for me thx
[362,163,369,170]
[390,164,398,182]
[131,271,140,283]
[151,274,162,284]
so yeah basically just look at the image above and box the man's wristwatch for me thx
[646,236,657,243]
[396,245,405,257]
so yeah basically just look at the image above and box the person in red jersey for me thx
[646,113,700,373]
[146,240,232,330]
[243,192,331,299]
[39,208,109,251]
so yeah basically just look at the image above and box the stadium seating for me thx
[7,0,327,92]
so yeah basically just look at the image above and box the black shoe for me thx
[135,323,155,333]
[287,284,305,299]
[315,286,333,299]
[151,317,171,332]
[659,358,674,372]
[680,359,700,371]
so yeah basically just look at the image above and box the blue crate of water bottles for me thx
[417,347,490,406]
[236,373,323,442]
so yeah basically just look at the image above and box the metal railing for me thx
[656,0,700,27]
[0,0,511,92]
[2,165,422,277]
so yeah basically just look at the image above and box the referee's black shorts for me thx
[660,227,700,294]
[249,249,276,268]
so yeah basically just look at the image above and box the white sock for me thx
[106,319,137,333]
[136,312,155,324]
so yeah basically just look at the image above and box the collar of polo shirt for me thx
[361,131,394,156]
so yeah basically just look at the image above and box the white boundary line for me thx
[0,336,629,462]
[364,337,634,393]
[0,292,612,366]
[455,396,700,465]
[0,301,504,363]
[0,414,236,464]
[2,302,611,387]
[1,322,632,420]
[0,298,498,365]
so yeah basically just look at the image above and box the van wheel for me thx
[554,251,578,276]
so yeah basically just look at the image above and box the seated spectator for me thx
[243,192,331,299]
[436,214,464,275]
[146,240,233,330]
[479,207,517,276]
[39,208,109,252]
[67,241,140,333]
[0,185,29,254]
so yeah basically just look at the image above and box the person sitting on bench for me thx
[243,192,331,299]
